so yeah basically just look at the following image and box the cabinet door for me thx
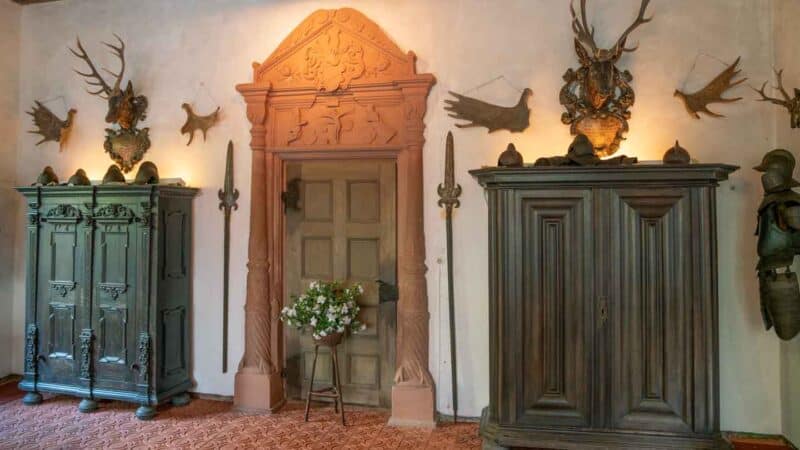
[607,188,709,433]
[503,189,594,427]
[35,202,91,388]
[90,203,145,395]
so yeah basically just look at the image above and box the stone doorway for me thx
[234,8,436,426]
[284,160,397,408]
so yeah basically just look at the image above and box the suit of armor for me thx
[755,149,800,340]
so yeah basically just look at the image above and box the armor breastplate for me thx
[757,204,800,271]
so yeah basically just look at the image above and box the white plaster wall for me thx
[9,0,788,434]
[774,0,800,444]
[0,0,22,378]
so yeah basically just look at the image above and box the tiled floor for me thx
[0,390,481,449]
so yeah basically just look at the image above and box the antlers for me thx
[570,0,652,56]
[70,34,126,99]
[614,0,652,54]
[570,0,598,55]
[754,68,792,107]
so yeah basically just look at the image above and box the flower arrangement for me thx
[280,280,367,340]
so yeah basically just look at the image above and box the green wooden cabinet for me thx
[16,184,198,419]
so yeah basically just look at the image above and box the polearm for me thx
[218,141,239,373]
[437,131,462,422]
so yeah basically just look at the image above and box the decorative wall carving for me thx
[45,204,81,221]
[25,324,38,375]
[94,204,137,222]
[253,8,416,91]
[284,102,397,146]
[137,332,151,385]
[79,328,94,380]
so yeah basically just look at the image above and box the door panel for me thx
[609,188,694,433]
[512,189,593,427]
[36,203,86,387]
[91,203,141,392]
[285,160,396,407]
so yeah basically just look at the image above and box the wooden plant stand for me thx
[304,332,346,426]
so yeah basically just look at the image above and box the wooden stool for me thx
[304,333,346,426]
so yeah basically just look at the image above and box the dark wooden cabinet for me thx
[16,184,197,419]
[471,164,737,449]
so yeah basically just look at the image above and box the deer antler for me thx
[570,0,598,54]
[754,68,792,107]
[69,34,125,99]
[613,0,653,54]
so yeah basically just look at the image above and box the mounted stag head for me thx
[754,68,800,129]
[571,0,652,109]
[70,35,148,130]
[560,0,653,156]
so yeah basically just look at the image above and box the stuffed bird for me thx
[27,101,76,150]
[674,57,746,119]
[444,88,532,133]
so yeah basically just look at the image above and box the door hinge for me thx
[281,178,301,213]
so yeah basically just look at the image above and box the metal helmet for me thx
[754,149,800,191]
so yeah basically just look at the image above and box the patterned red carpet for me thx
[0,392,481,449]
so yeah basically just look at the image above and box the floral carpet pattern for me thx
[0,393,481,449]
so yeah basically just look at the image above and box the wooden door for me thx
[35,200,91,389]
[90,202,146,394]
[284,160,397,407]
[606,188,701,433]
[507,189,594,427]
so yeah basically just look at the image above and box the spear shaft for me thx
[437,131,462,422]
[218,141,239,373]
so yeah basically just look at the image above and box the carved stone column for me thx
[389,86,436,427]
[234,86,285,412]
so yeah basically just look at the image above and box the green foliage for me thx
[280,280,366,339]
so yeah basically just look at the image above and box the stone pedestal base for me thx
[233,369,285,413]
[388,384,436,428]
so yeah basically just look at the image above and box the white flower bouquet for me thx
[280,280,367,340]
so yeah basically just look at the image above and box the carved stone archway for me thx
[234,8,436,427]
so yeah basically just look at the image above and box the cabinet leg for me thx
[171,393,191,407]
[78,399,98,413]
[135,405,157,420]
[22,392,42,405]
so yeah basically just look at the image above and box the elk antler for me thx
[570,0,598,55]
[613,0,653,54]
[69,34,125,99]
[754,68,792,107]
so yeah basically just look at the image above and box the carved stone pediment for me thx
[252,8,417,91]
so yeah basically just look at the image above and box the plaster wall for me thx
[0,0,22,379]
[9,0,787,434]
[774,0,800,444]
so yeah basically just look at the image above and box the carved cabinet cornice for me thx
[471,163,738,449]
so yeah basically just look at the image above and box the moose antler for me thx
[754,68,792,107]
[613,0,653,54]
[69,34,125,99]
[570,0,598,55]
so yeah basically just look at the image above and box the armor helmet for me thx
[754,149,800,192]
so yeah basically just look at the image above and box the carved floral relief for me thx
[280,101,398,147]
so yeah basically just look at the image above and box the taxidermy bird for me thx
[27,101,76,150]
[444,88,532,133]
[181,103,220,146]
[674,57,746,119]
